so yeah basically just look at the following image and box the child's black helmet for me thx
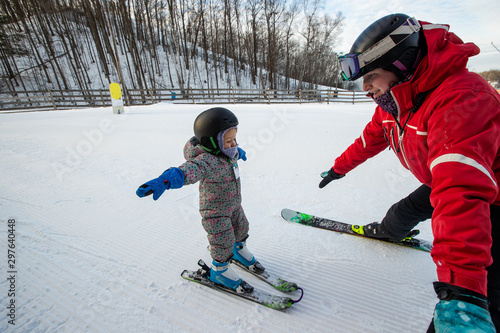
[194,107,238,153]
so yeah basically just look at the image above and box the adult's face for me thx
[362,68,400,98]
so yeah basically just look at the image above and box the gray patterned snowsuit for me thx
[178,137,249,262]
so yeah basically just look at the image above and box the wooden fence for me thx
[0,88,372,112]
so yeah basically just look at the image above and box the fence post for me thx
[191,88,195,104]
[149,89,155,104]
[231,86,235,104]
[299,89,302,104]
[352,91,356,104]
[47,89,56,110]
[267,88,270,104]
[327,88,330,105]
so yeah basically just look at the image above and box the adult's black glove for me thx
[319,168,345,188]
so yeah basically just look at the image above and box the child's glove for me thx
[136,168,185,200]
[237,147,247,161]
[319,168,344,188]
[431,282,495,332]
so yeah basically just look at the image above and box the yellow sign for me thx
[109,82,122,100]
[109,83,124,114]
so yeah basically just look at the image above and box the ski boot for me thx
[363,222,420,242]
[363,222,391,239]
[232,241,265,274]
[209,259,253,293]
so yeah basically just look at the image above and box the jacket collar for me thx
[389,21,480,117]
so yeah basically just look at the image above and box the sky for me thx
[325,0,500,72]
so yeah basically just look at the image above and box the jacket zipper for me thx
[390,90,412,171]
[389,89,429,173]
[229,157,241,196]
[397,126,411,171]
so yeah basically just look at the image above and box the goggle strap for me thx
[358,17,421,67]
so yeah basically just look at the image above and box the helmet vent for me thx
[390,17,400,26]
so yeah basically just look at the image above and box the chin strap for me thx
[201,137,221,155]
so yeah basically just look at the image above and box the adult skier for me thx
[319,13,500,332]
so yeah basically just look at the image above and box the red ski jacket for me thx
[332,21,500,296]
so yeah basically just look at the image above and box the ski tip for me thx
[265,299,293,311]
[280,208,296,220]
[275,281,299,292]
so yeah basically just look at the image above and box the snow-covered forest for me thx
[0,0,357,94]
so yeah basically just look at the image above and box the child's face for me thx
[223,128,237,149]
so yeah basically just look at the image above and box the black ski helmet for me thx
[193,107,238,154]
[345,13,423,81]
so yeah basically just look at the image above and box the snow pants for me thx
[381,184,434,239]
[383,184,499,331]
[200,204,249,263]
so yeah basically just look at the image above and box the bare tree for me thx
[0,0,345,94]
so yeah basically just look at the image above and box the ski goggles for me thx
[339,17,421,81]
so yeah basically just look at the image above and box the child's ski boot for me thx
[209,260,253,293]
[232,241,265,274]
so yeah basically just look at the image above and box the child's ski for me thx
[281,208,432,252]
[181,259,303,310]
[207,245,300,292]
[230,259,299,292]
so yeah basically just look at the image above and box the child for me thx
[136,107,264,293]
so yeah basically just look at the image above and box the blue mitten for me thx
[136,168,184,200]
[432,282,495,332]
[237,147,247,161]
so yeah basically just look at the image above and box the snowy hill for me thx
[0,103,437,332]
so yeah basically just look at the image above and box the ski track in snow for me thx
[0,103,437,332]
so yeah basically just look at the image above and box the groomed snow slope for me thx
[0,103,437,332]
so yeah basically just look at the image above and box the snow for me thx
[0,102,437,332]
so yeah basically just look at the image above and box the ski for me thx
[207,245,299,292]
[230,259,299,292]
[181,259,303,311]
[281,208,432,252]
